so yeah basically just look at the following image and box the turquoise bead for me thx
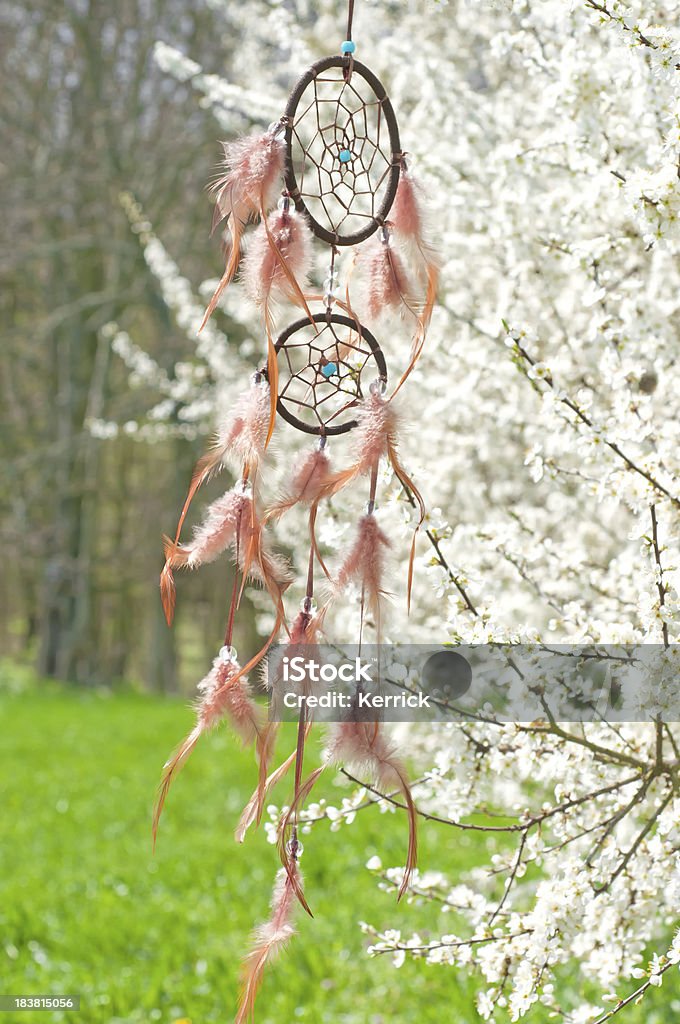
[339,149,352,163]
[341,40,356,54]
[321,362,337,378]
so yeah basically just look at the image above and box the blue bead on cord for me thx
[339,149,352,163]
[321,362,338,379]
[341,40,356,54]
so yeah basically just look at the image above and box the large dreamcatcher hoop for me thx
[284,56,401,245]
[271,313,387,436]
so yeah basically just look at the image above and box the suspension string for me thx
[367,460,379,515]
[292,543,316,852]
[343,0,356,82]
[324,246,338,320]
[358,462,379,655]
[304,542,315,611]
[224,566,240,647]
[223,505,242,647]
[346,0,355,42]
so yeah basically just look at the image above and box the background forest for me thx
[1,0,248,691]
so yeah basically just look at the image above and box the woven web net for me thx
[288,65,393,240]
[277,318,384,434]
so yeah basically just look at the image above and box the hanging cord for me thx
[342,0,356,82]
[346,0,355,41]
[223,486,246,648]
[291,543,316,856]
[324,246,338,321]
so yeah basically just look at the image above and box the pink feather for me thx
[153,654,270,847]
[211,128,284,232]
[315,391,397,504]
[391,165,426,243]
[389,162,440,375]
[243,206,312,316]
[196,656,265,744]
[266,447,332,520]
[351,391,398,471]
[313,391,425,612]
[163,488,292,592]
[212,377,272,476]
[270,610,327,704]
[326,720,417,899]
[236,610,325,846]
[164,488,250,569]
[335,513,391,633]
[200,126,285,330]
[236,864,301,1024]
[357,232,415,321]
[160,379,273,626]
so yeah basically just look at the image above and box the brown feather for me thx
[235,725,312,843]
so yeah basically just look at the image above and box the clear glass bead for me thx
[369,378,387,396]
[277,195,290,212]
[286,838,304,859]
[300,596,317,615]
[219,645,238,663]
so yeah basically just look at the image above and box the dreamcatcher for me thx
[154,3,438,1019]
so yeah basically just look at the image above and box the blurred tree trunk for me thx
[0,0,235,686]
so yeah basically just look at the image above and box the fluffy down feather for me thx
[152,655,271,847]
[236,864,302,1024]
[200,126,285,330]
[326,719,417,899]
[243,206,312,316]
[161,488,292,626]
[334,513,392,637]
[265,447,332,521]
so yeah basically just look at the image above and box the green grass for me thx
[0,679,481,1024]
[2,675,680,1024]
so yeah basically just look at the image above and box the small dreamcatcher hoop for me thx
[271,313,388,436]
[284,56,401,246]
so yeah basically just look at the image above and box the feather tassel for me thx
[243,206,313,325]
[236,605,327,846]
[390,162,440,381]
[326,720,417,900]
[335,513,391,638]
[315,390,398,501]
[264,447,332,521]
[161,487,292,624]
[200,126,285,331]
[235,726,312,844]
[357,230,415,322]
[235,863,302,1024]
[241,204,314,445]
[268,608,326,914]
[159,378,273,626]
[311,392,425,610]
[152,654,267,848]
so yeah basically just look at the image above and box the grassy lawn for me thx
[1,672,679,1024]
[0,676,481,1024]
